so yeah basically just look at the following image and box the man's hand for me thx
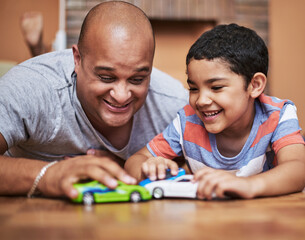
[40,152,136,199]
[194,167,256,200]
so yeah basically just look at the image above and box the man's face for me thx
[73,25,154,131]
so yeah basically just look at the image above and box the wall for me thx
[66,0,268,87]
[151,20,215,87]
[269,0,305,133]
[1,0,304,133]
[0,0,59,63]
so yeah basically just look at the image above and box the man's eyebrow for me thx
[94,66,115,72]
[135,67,150,72]
[93,66,150,72]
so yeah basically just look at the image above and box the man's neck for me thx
[95,119,133,150]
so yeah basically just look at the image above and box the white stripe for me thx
[236,154,266,177]
[173,115,181,136]
[185,156,207,173]
[279,104,298,124]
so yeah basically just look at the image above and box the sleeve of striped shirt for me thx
[272,103,305,153]
[147,115,182,159]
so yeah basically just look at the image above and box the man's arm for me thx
[0,133,136,198]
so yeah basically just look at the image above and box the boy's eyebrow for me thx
[206,78,227,83]
[187,78,227,84]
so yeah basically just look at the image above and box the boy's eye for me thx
[211,86,223,90]
[188,87,198,92]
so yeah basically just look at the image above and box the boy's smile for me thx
[187,58,256,138]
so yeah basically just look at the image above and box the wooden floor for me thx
[1,192,305,240]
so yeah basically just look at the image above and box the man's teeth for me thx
[108,101,129,108]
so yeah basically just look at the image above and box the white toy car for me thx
[140,174,198,199]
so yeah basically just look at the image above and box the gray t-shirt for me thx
[0,49,188,161]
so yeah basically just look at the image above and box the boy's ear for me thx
[248,72,267,98]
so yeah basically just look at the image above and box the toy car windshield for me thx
[139,168,186,187]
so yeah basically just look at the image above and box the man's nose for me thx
[109,82,132,104]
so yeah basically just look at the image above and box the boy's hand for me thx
[142,157,179,181]
[194,167,256,200]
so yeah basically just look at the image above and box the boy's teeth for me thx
[204,111,220,116]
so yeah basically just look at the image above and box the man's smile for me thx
[103,99,133,112]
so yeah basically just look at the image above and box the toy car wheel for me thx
[130,191,142,203]
[83,192,94,205]
[152,187,164,199]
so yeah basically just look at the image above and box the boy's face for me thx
[187,59,256,137]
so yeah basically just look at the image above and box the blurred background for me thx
[0,0,304,134]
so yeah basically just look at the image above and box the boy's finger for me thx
[166,160,179,175]
[148,163,157,181]
[157,164,166,179]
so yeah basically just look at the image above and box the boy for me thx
[125,24,305,200]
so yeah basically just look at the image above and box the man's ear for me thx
[248,72,267,98]
[72,44,81,74]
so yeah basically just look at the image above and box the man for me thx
[0,2,188,199]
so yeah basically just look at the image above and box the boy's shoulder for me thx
[180,104,196,116]
[177,105,204,127]
[258,94,294,112]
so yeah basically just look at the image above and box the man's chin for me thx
[104,116,133,128]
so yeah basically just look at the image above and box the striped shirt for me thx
[147,94,305,176]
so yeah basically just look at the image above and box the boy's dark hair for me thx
[186,23,268,86]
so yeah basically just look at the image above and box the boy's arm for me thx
[251,143,305,197]
[125,147,153,181]
[194,143,305,199]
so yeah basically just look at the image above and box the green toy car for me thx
[72,180,152,205]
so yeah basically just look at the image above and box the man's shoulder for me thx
[149,67,188,100]
[11,49,74,89]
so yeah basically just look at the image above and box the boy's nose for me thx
[196,93,212,107]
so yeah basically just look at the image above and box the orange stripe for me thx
[251,111,280,148]
[259,94,286,108]
[272,130,305,153]
[148,133,179,159]
[184,105,195,116]
[184,121,212,152]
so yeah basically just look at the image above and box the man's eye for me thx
[98,76,115,82]
[129,78,144,85]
